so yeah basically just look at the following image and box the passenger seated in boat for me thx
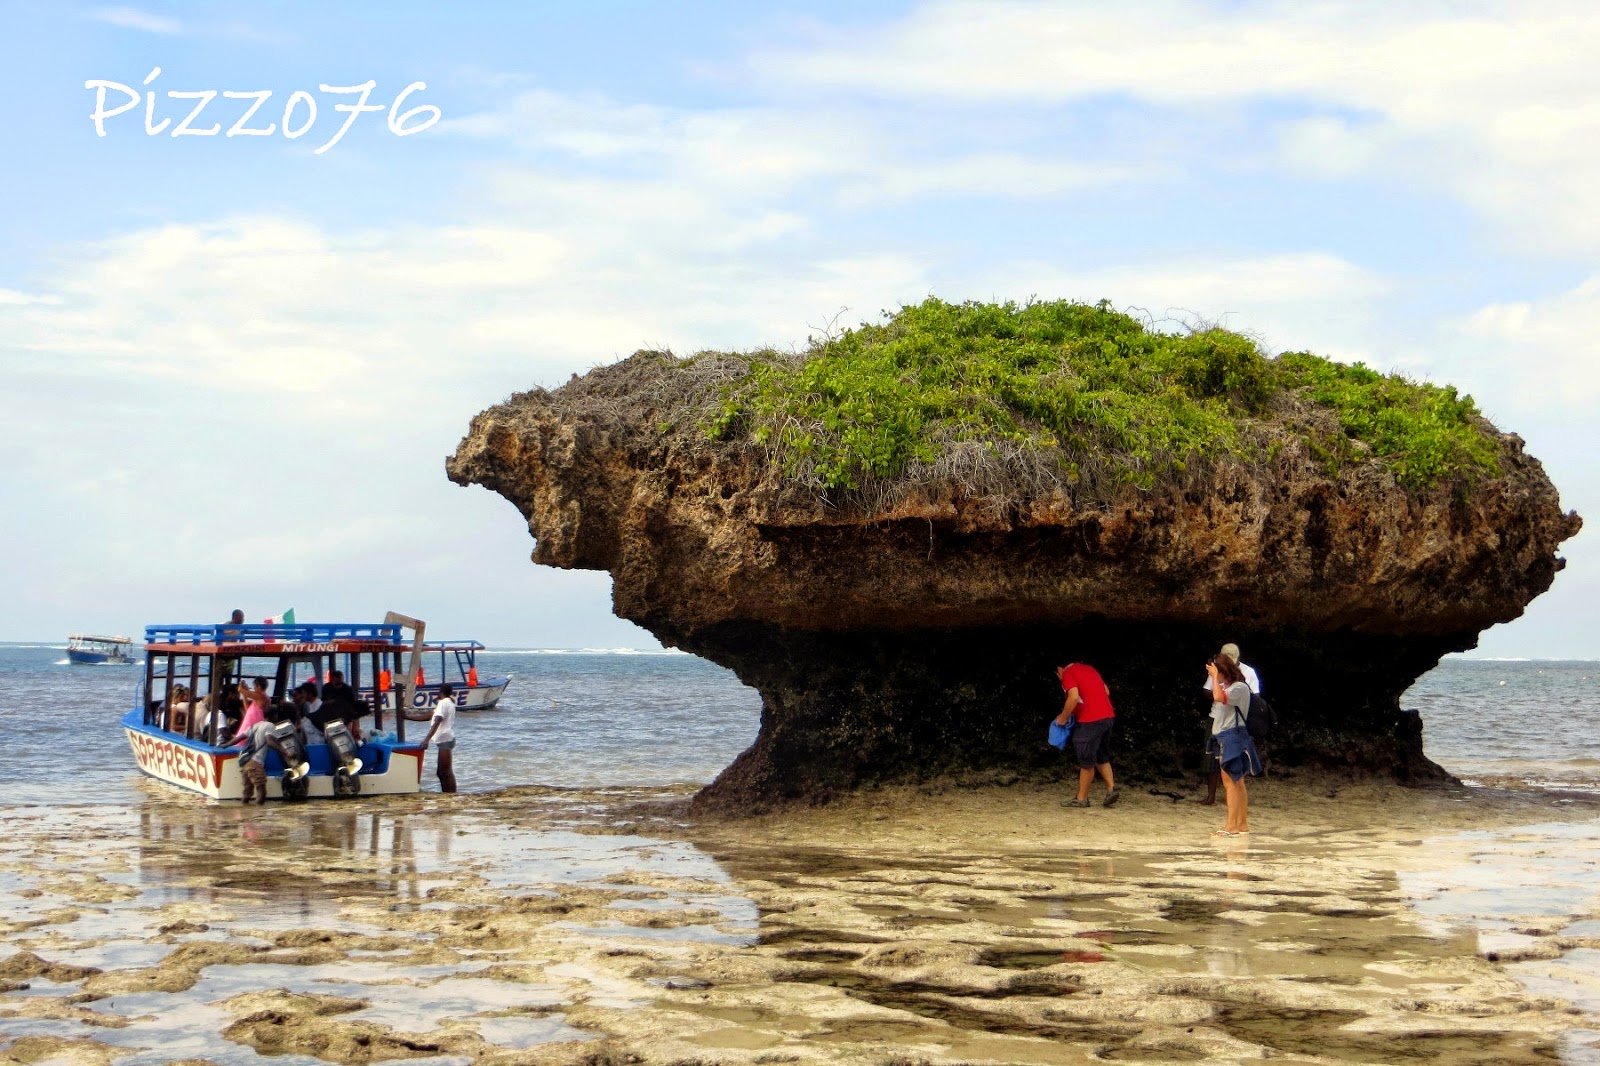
[295,682,326,744]
[192,692,219,743]
[210,694,244,745]
[165,685,192,733]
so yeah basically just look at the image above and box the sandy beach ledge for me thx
[4,779,1600,1066]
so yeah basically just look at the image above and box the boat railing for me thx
[420,640,486,651]
[144,622,406,646]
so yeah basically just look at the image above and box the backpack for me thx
[1247,692,1277,741]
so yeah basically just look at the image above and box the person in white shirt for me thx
[1199,643,1260,805]
[419,682,458,793]
[294,682,325,745]
[1199,643,1259,696]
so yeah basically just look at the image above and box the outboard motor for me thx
[272,721,311,801]
[322,720,364,798]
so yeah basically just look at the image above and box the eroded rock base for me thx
[686,619,1457,813]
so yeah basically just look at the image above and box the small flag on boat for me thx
[265,609,296,626]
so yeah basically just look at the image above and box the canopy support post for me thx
[384,611,426,744]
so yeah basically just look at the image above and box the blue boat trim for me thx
[145,622,405,645]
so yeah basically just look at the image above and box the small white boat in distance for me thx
[67,634,134,665]
[369,640,512,720]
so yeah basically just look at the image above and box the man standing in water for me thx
[237,704,297,805]
[1055,662,1119,809]
[419,681,458,793]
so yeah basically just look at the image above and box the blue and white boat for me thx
[123,613,432,801]
[67,633,134,665]
[377,640,512,720]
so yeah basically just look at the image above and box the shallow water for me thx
[0,644,761,805]
[4,645,1597,805]
[1405,659,1600,792]
[0,797,749,1063]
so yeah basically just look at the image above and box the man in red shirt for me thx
[1053,662,1119,808]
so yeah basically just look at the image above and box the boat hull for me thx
[379,677,510,719]
[123,711,423,800]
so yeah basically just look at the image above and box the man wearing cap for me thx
[1200,643,1260,805]
[1054,662,1119,809]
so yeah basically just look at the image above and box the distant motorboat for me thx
[67,634,134,665]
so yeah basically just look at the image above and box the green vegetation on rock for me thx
[704,297,1500,495]
[1273,350,1499,492]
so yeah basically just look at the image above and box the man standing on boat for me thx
[419,682,458,793]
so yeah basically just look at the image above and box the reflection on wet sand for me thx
[135,804,441,917]
[2,782,1599,1064]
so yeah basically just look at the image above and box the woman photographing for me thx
[1206,654,1256,836]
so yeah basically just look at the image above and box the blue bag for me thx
[1048,719,1074,750]
[1218,707,1262,778]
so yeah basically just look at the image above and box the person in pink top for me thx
[232,677,270,740]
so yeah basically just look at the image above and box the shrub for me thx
[1274,352,1499,489]
[704,298,1498,496]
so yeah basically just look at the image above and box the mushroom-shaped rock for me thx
[448,299,1580,810]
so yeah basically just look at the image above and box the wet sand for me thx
[4,778,1600,1065]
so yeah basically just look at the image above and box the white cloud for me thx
[91,6,182,34]
[0,219,571,401]
[449,89,1131,208]
[1458,276,1600,412]
[0,289,62,307]
[759,1,1600,254]
[839,153,1140,205]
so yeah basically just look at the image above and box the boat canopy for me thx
[144,622,405,655]
[70,634,133,647]
[138,614,428,747]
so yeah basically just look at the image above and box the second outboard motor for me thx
[272,721,311,801]
[322,720,363,798]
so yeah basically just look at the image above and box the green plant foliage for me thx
[705,298,1499,494]
[1274,351,1500,489]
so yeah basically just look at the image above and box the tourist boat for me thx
[372,640,512,721]
[123,613,431,801]
[67,633,134,665]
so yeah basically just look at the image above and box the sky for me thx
[1,0,1596,656]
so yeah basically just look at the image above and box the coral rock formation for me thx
[449,343,1579,811]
